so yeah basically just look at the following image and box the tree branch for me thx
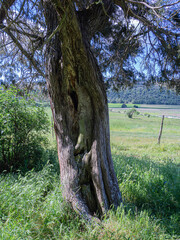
[114,0,180,39]
[77,0,113,38]
[113,0,133,17]
[0,23,44,40]
[3,27,45,77]
[126,0,180,10]
[0,0,16,24]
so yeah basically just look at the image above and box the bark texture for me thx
[44,0,122,220]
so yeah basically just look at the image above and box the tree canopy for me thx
[0,0,179,92]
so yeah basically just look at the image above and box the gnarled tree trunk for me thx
[44,0,122,220]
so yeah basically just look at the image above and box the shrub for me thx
[122,103,127,108]
[144,113,151,118]
[126,108,140,118]
[0,87,50,172]
[133,105,139,108]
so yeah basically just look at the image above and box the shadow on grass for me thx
[112,146,180,235]
[0,147,59,175]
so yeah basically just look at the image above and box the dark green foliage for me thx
[121,103,127,108]
[92,13,142,90]
[126,108,140,118]
[108,85,180,105]
[0,87,50,172]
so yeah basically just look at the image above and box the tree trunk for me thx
[44,0,122,220]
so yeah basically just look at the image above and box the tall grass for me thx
[0,164,81,239]
[0,108,179,239]
[1,162,179,239]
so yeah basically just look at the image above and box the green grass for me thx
[110,111,180,162]
[1,162,179,239]
[0,106,180,239]
[109,103,180,118]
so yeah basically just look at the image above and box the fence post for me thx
[158,115,164,144]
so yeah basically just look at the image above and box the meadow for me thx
[0,105,180,239]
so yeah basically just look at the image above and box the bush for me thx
[0,87,50,172]
[126,108,140,118]
[144,113,151,118]
[133,105,139,108]
[122,103,127,108]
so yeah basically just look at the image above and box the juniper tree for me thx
[0,0,179,220]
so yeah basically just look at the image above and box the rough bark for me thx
[43,0,122,220]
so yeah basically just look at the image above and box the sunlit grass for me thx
[0,106,179,239]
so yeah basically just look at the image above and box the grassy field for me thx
[109,103,180,118]
[0,105,180,239]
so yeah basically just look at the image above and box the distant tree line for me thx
[108,85,180,105]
